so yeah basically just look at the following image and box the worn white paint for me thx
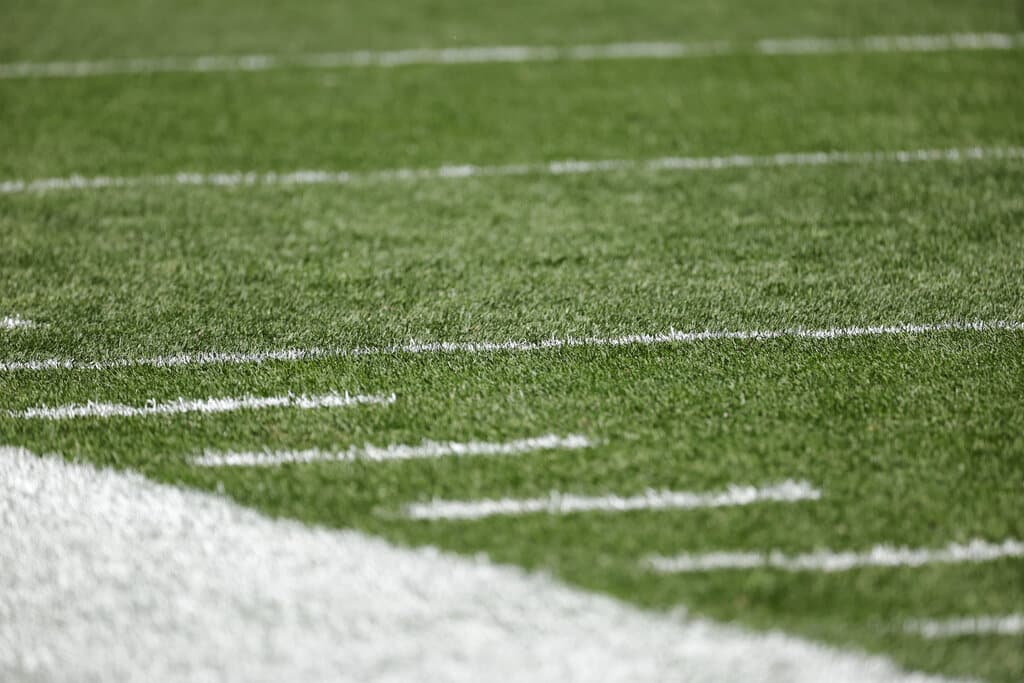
[1,33,1021,79]
[647,539,1024,573]
[1,315,35,330]
[194,433,594,467]
[2,146,1021,195]
[904,614,1024,639]
[6,391,395,420]
[2,319,1022,373]
[405,480,820,520]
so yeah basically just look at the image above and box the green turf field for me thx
[2,1,1023,680]
[3,0,1018,60]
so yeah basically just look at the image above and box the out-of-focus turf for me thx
[2,1,1022,680]
[2,52,1023,177]
[2,0,1019,61]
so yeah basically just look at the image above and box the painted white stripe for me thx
[1,315,35,330]
[405,480,820,521]
[2,145,1021,195]
[646,539,1024,574]
[904,614,1024,639]
[6,391,394,420]
[2,319,1022,374]
[194,433,593,467]
[756,32,1024,54]
[1,32,1021,79]
[0,446,957,683]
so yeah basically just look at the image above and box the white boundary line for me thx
[0,446,959,683]
[2,319,1022,373]
[2,33,1022,79]
[2,146,1022,195]
[405,480,820,520]
[1,316,36,330]
[903,614,1024,639]
[6,391,395,420]
[194,433,593,467]
[646,539,1024,574]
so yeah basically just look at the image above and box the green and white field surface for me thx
[2,1,1023,681]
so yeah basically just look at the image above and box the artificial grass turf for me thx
[2,0,1019,62]
[3,161,1023,680]
[2,332,1022,681]
[2,50,1023,178]
[2,161,1023,363]
[3,2,1024,680]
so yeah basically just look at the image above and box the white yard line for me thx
[755,33,1024,54]
[1,315,35,330]
[194,433,593,467]
[405,480,820,521]
[647,539,1024,574]
[6,391,394,420]
[1,32,1021,78]
[2,145,1022,195]
[0,446,958,683]
[903,614,1024,639]
[2,319,1022,373]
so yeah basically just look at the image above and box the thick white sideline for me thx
[1,32,1021,78]
[1,315,35,330]
[2,145,1022,195]
[405,480,820,521]
[0,446,960,683]
[646,539,1024,573]
[194,433,593,467]
[6,391,394,420]
[2,319,1023,374]
[904,614,1024,639]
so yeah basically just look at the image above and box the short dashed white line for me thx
[646,539,1024,574]
[193,433,593,467]
[1,32,1021,78]
[2,145,1021,195]
[756,32,1023,54]
[405,480,820,521]
[7,391,394,420]
[1,315,35,330]
[903,614,1024,639]
[2,319,1021,373]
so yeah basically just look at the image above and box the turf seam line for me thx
[646,539,1024,573]
[1,315,36,330]
[2,146,1021,195]
[404,480,820,520]
[903,614,1024,639]
[1,32,1022,78]
[3,319,1022,373]
[5,391,395,420]
[194,433,593,467]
